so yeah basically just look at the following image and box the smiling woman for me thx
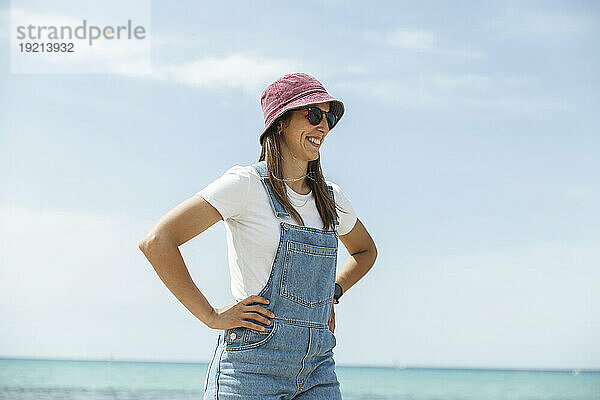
[139,72,377,400]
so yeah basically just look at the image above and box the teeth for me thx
[307,137,321,146]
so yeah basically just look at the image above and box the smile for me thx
[306,137,321,148]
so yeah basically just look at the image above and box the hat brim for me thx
[259,93,345,146]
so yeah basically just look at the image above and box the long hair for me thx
[258,110,346,232]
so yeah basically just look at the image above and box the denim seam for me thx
[275,317,328,328]
[280,264,333,308]
[326,185,340,229]
[255,222,285,299]
[289,248,338,258]
[281,246,336,307]
[253,162,339,231]
[203,336,219,393]
[214,345,225,400]
[224,321,278,351]
[294,327,312,396]
[288,240,337,256]
[259,177,289,217]
[280,291,334,308]
[285,223,338,236]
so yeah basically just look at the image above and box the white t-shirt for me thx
[196,164,358,302]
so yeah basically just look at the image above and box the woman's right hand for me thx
[207,295,275,332]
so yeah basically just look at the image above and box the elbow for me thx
[138,237,151,255]
[138,238,149,253]
[138,230,167,255]
[369,243,378,266]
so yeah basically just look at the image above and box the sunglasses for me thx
[300,106,338,130]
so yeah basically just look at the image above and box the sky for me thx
[1,0,599,370]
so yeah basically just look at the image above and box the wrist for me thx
[206,306,218,329]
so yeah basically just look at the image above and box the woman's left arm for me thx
[328,218,378,332]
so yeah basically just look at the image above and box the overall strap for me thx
[251,160,340,228]
[326,185,340,227]
[251,161,290,219]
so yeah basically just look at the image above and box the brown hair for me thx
[258,109,347,231]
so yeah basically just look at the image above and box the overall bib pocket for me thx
[224,321,278,351]
[280,241,337,308]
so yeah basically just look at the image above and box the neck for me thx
[280,150,310,195]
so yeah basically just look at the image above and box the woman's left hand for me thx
[328,303,336,333]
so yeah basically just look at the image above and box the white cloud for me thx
[117,53,307,94]
[363,27,484,58]
[8,7,307,91]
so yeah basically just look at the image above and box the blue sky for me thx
[1,0,598,369]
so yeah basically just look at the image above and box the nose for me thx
[317,110,330,134]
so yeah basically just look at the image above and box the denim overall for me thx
[203,160,342,399]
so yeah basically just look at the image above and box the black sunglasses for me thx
[300,106,338,130]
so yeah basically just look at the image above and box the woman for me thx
[139,72,378,399]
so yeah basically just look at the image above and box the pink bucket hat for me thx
[259,73,345,145]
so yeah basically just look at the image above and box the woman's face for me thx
[280,101,331,162]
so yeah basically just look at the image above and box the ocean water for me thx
[0,358,598,400]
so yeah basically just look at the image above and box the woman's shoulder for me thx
[215,164,261,186]
[225,163,262,177]
[324,179,357,235]
[223,164,254,175]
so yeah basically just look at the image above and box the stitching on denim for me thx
[287,240,338,257]
[276,317,328,328]
[265,177,290,217]
[214,345,225,400]
[327,184,340,229]
[253,162,290,218]
[224,321,278,351]
[329,328,337,350]
[203,337,219,393]
[224,326,245,346]
[252,161,268,178]
[260,177,283,218]
[257,222,285,300]
[280,259,334,308]
[280,248,290,301]
[280,239,337,307]
[288,248,337,258]
[285,222,338,236]
[281,291,334,308]
[295,327,312,395]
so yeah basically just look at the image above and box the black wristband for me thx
[334,283,343,304]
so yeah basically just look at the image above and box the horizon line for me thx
[1,356,598,373]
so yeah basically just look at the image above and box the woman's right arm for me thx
[138,195,223,328]
[138,195,274,331]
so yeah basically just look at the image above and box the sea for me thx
[1,358,598,400]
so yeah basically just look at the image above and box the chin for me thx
[307,153,320,161]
